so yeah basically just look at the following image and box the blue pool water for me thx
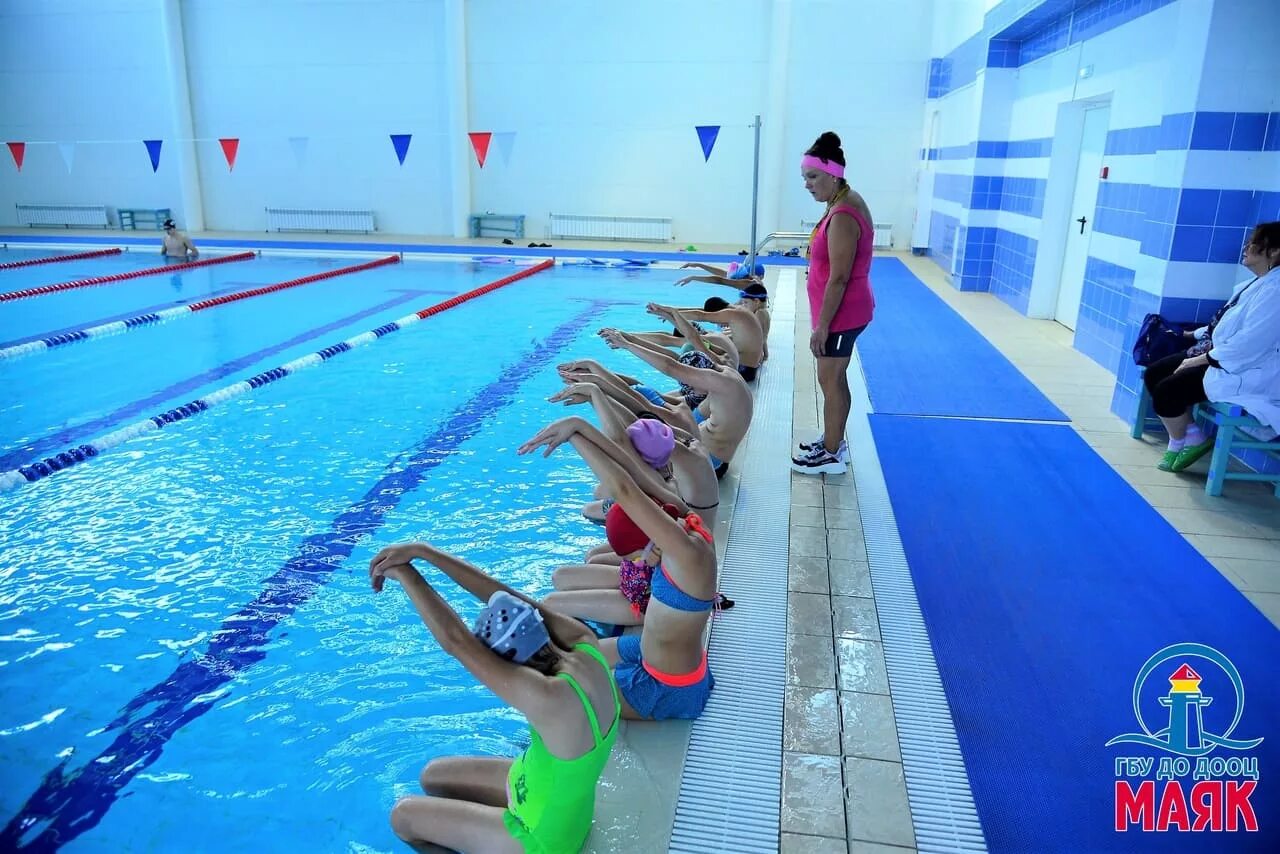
[0,252,690,851]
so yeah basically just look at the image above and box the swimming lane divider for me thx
[0,251,256,303]
[0,299,606,849]
[0,254,402,360]
[0,259,555,491]
[0,247,123,270]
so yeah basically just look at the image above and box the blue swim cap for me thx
[634,384,666,406]
[472,591,550,663]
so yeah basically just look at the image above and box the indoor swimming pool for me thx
[0,249,685,851]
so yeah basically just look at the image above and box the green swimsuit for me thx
[503,644,621,853]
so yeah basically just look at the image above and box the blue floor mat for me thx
[856,258,1068,421]
[869,414,1279,852]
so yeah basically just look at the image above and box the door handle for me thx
[1076,216,1088,234]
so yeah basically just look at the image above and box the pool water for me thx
[0,252,693,851]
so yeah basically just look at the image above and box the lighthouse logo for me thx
[1107,642,1263,832]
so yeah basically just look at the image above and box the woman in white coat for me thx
[1144,221,1280,471]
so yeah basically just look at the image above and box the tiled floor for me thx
[782,251,1279,853]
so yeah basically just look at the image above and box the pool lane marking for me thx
[0,247,123,271]
[0,300,608,851]
[0,284,459,350]
[0,288,436,472]
[0,260,552,490]
[0,252,256,303]
[0,255,402,359]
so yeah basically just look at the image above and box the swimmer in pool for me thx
[160,219,199,261]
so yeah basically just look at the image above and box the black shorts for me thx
[714,461,730,479]
[737,364,759,382]
[821,325,867,358]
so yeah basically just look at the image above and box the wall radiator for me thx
[16,204,110,228]
[265,208,375,233]
[547,213,673,243]
[801,218,895,248]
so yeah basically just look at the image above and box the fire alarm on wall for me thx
[1100,166,1110,179]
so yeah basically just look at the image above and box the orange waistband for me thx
[642,650,709,687]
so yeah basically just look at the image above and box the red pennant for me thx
[219,138,240,171]
[7,142,25,172]
[468,132,492,168]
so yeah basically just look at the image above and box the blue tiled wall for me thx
[928,211,962,275]
[927,0,1177,98]
[989,230,1037,311]
[934,172,973,205]
[1074,257,1136,373]
[1001,177,1047,217]
[1094,181,1280,261]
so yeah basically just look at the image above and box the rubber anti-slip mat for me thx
[869,414,1278,852]
[854,258,1068,421]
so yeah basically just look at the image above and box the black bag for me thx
[1132,314,1186,367]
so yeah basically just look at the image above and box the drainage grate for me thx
[846,354,988,852]
[667,271,797,853]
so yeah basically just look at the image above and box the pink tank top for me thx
[806,203,875,332]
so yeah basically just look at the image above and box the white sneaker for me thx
[791,445,847,475]
[797,435,848,462]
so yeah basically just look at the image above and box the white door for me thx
[1055,105,1110,330]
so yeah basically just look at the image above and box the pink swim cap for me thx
[727,261,741,276]
[626,418,675,468]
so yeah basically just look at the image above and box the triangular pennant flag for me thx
[288,135,309,167]
[219,138,240,171]
[468,132,492,168]
[493,132,516,167]
[144,139,163,172]
[390,133,412,166]
[6,142,25,172]
[58,142,75,174]
[695,126,720,162]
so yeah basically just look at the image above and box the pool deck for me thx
[780,252,1280,854]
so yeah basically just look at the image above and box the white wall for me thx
[780,0,932,247]
[0,0,182,221]
[466,0,771,245]
[0,0,931,245]
[931,0,987,55]
[182,0,453,234]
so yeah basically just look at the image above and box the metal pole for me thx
[748,114,762,271]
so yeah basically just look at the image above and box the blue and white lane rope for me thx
[0,254,401,360]
[0,259,553,491]
[0,308,187,359]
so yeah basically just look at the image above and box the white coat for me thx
[1204,265,1280,439]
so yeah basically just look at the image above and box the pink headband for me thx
[801,154,844,179]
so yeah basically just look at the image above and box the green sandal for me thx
[1170,437,1215,472]
[1157,450,1179,472]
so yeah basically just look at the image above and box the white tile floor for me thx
[781,251,1279,853]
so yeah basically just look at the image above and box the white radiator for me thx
[16,204,109,228]
[801,218,894,248]
[548,213,672,242]
[265,207,375,233]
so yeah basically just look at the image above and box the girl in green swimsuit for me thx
[370,542,621,853]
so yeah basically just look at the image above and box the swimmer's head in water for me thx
[626,418,675,468]
[472,590,551,664]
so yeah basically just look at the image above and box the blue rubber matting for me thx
[870,414,1279,852]
[855,258,1068,421]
